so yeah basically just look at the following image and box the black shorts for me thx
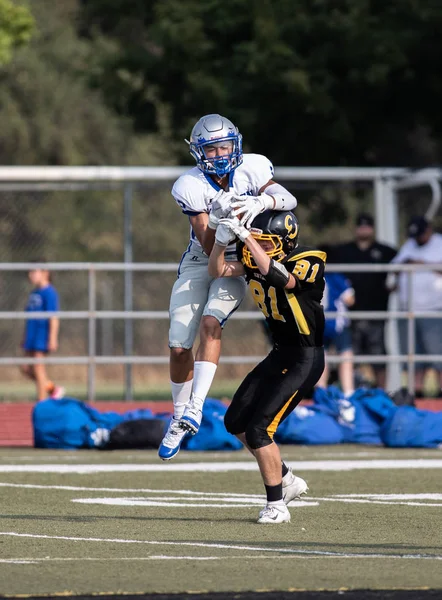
[224,346,325,449]
[351,319,386,370]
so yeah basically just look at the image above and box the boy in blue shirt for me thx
[21,264,64,400]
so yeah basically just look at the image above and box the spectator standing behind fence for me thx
[334,213,396,389]
[391,216,442,398]
[20,263,65,401]
[316,272,355,397]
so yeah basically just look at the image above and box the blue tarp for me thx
[381,406,442,448]
[32,390,442,450]
[33,397,123,449]
[32,397,242,451]
[275,386,442,448]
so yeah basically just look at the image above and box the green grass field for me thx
[0,445,441,597]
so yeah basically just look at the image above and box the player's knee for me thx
[169,346,192,364]
[245,425,271,450]
[200,316,222,341]
[224,408,242,435]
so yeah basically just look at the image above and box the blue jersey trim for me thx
[204,172,222,192]
[203,171,235,192]
[228,170,234,188]
[182,209,203,216]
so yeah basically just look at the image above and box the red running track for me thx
[0,399,440,447]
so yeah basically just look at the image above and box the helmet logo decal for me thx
[285,214,298,239]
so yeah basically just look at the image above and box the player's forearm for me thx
[244,236,271,275]
[208,243,229,277]
[200,227,216,256]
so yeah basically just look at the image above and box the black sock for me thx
[265,483,283,503]
[281,462,289,478]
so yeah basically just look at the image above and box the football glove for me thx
[210,189,235,220]
[231,194,274,228]
[208,211,220,230]
[219,216,250,243]
[215,222,237,247]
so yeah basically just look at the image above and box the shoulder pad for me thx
[285,247,327,264]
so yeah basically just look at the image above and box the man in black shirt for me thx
[334,213,396,388]
[209,210,325,524]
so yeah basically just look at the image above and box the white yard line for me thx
[336,493,442,500]
[312,497,442,507]
[71,497,317,508]
[1,532,441,561]
[0,459,442,473]
[2,482,440,509]
[0,554,433,563]
[0,482,263,497]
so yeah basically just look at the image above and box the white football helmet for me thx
[186,114,243,177]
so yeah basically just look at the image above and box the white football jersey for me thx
[172,153,274,250]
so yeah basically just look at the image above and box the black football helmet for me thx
[242,210,299,268]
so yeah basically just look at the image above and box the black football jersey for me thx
[242,245,326,347]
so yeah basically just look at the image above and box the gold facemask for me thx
[242,231,285,268]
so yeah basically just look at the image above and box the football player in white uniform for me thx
[158,114,298,460]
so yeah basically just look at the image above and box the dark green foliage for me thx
[80,0,442,167]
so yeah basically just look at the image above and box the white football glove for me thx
[231,194,274,228]
[210,189,235,220]
[215,222,237,247]
[208,211,220,230]
[219,216,250,243]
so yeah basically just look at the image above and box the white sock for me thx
[170,379,193,420]
[191,361,218,408]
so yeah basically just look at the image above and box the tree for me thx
[0,0,33,65]
[79,0,442,167]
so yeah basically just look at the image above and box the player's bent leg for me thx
[169,347,194,386]
[180,316,221,435]
[159,347,195,461]
[224,356,272,441]
[247,348,325,521]
[245,428,289,524]
[180,275,246,436]
[279,347,325,504]
[232,432,301,508]
[169,347,194,418]
[233,430,305,501]
[167,262,210,451]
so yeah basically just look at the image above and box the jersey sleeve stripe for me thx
[287,250,327,263]
[182,209,203,216]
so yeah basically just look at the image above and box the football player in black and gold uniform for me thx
[208,210,326,524]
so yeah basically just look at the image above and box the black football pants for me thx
[224,346,325,449]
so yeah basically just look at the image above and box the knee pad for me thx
[245,426,272,450]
